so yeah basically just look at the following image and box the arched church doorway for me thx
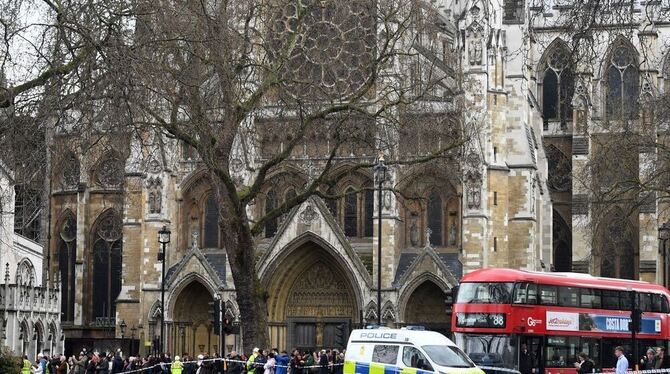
[553,211,572,272]
[265,240,359,351]
[403,281,450,335]
[170,280,216,355]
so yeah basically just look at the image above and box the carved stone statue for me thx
[467,184,481,210]
[469,40,482,66]
[409,214,419,247]
[449,222,457,246]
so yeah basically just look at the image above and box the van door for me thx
[400,345,434,372]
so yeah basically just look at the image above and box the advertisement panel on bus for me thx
[545,311,662,334]
[456,308,665,337]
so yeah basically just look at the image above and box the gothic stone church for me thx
[43,0,593,355]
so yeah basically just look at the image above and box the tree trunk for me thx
[217,183,270,354]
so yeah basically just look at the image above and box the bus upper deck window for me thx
[513,283,537,304]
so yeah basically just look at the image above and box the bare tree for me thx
[2,0,471,350]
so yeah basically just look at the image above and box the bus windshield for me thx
[454,333,517,369]
[458,282,514,304]
[422,345,474,368]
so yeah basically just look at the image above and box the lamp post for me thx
[373,152,388,326]
[119,320,127,355]
[130,326,137,356]
[659,222,670,288]
[158,225,171,354]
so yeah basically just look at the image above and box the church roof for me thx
[392,251,462,286]
[203,252,227,284]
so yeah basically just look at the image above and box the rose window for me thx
[271,0,376,100]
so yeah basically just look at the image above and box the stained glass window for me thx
[344,188,358,237]
[427,192,443,246]
[606,43,639,120]
[59,213,76,322]
[265,190,278,238]
[92,212,122,321]
[542,46,574,123]
[364,190,374,237]
[203,194,219,248]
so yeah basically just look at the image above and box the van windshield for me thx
[422,345,474,368]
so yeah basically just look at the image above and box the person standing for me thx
[56,356,68,374]
[171,356,183,374]
[228,351,244,374]
[331,351,343,374]
[656,347,670,369]
[575,352,594,374]
[615,347,628,374]
[22,355,32,374]
[254,350,267,374]
[519,344,535,374]
[318,351,328,374]
[275,351,289,374]
[640,349,656,370]
[264,353,276,374]
[247,348,259,374]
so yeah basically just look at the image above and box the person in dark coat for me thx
[318,350,328,374]
[85,354,97,374]
[332,351,343,374]
[96,354,110,374]
[640,349,656,371]
[182,355,196,374]
[519,344,535,374]
[228,351,245,374]
[575,352,594,374]
[112,352,124,373]
[253,351,267,374]
[657,347,670,369]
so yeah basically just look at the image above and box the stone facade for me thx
[522,1,670,283]
[0,162,62,359]
[42,0,557,356]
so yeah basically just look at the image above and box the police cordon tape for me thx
[477,366,521,374]
[119,357,344,374]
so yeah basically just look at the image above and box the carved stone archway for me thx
[265,240,359,351]
[400,275,452,335]
[170,280,216,355]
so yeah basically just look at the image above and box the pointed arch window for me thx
[203,194,220,248]
[344,188,358,237]
[546,145,572,192]
[364,190,374,237]
[605,43,639,120]
[285,189,297,202]
[541,46,574,124]
[427,191,443,246]
[600,209,636,280]
[58,213,77,322]
[265,190,278,238]
[92,211,123,322]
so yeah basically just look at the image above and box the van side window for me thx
[403,346,433,371]
[372,345,399,365]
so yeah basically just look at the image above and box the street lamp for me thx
[158,225,171,354]
[658,222,670,287]
[119,320,127,339]
[119,320,127,355]
[373,151,388,326]
[130,326,137,356]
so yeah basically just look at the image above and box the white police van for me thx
[344,328,484,374]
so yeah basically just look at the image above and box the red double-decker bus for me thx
[451,268,670,374]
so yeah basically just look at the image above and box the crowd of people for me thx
[19,347,345,374]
